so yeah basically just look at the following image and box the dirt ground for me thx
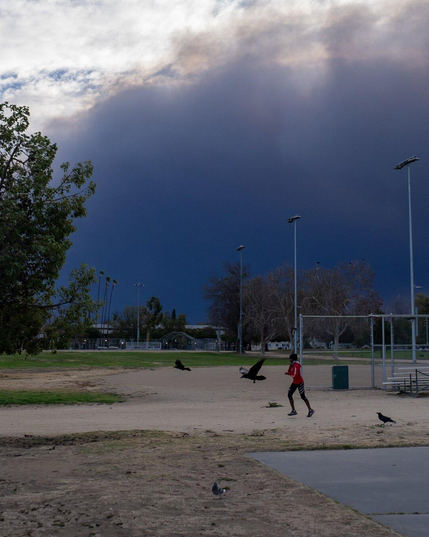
[1,365,428,536]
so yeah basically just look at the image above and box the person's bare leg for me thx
[303,397,314,417]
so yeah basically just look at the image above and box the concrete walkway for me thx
[249,447,429,537]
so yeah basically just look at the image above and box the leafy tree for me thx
[175,313,187,331]
[112,306,139,339]
[84,325,102,339]
[415,293,429,314]
[415,293,429,345]
[161,310,186,334]
[0,102,96,354]
[42,265,98,350]
[143,296,163,343]
[186,326,217,339]
[113,299,165,342]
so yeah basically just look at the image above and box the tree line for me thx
[203,260,429,357]
[111,301,189,342]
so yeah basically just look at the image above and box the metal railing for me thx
[126,341,162,350]
[383,367,429,395]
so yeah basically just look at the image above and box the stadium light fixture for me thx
[394,156,419,170]
[395,156,419,363]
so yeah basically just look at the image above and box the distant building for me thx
[185,324,225,334]
[161,332,223,351]
[251,341,291,351]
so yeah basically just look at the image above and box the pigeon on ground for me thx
[377,412,396,425]
[239,359,266,383]
[174,359,191,371]
[212,482,226,499]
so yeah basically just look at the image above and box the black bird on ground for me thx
[174,359,191,371]
[212,482,226,499]
[239,359,266,383]
[377,412,396,425]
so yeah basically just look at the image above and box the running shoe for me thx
[307,409,314,418]
[288,410,297,416]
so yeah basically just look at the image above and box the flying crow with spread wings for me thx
[174,359,191,371]
[377,412,396,425]
[239,359,266,383]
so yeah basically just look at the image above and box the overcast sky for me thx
[2,0,429,322]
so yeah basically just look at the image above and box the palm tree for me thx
[95,270,104,322]
[100,276,111,339]
[107,279,118,332]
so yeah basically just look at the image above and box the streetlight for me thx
[134,282,144,347]
[288,214,301,354]
[394,155,419,363]
[237,245,245,354]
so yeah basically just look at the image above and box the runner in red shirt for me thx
[285,353,314,417]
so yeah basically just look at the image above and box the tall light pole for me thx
[134,282,144,347]
[395,156,419,363]
[237,245,245,354]
[288,215,301,354]
[415,285,422,339]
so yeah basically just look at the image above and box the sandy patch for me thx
[0,368,126,392]
[0,365,427,437]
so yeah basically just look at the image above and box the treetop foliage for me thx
[0,102,97,354]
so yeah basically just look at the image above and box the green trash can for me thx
[332,365,349,389]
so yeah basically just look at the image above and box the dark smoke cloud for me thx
[49,2,429,321]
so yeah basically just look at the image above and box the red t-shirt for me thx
[287,361,304,384]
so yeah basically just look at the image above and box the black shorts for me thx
[288,382,307,400]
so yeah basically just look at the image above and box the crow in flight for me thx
[377,412,396,425]
[239,359,266,383]
[174,359,191,371]
[212,482,226,499]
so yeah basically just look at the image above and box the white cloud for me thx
[0,0,426,129]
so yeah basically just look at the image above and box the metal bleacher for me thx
[384,366,429,395]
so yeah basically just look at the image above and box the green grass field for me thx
[0,351,286,370]
[0,390,123,406]
[304,349,429,360]
[0,350,387,370]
